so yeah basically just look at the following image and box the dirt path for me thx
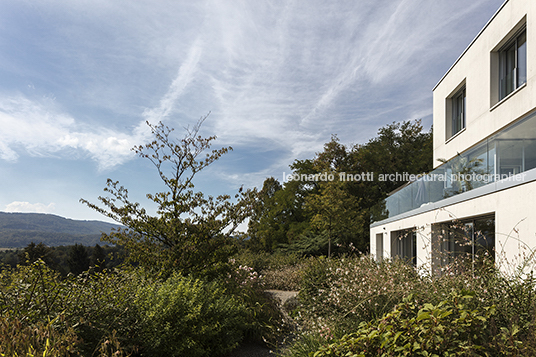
[224,290,299,357]
[265,290,299,306]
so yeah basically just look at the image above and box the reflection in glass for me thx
[372,109,536,223]
[432,216,494,276]
[499,30,526,100]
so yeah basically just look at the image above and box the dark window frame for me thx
[452,87,466,137]
[499,28,527,100]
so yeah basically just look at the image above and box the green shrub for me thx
[0,259,287,357]
[135,272,249,357]
[298,256,423,333]
[0,260,142,355]
[60,267,142,354]
[285,254,536,357]
[312,291,521,357]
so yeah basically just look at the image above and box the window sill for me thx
[446,127,466,144]
[490,82,527,112]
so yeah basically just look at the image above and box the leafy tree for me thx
[0,250,19,268]
[92,244,106,271]
[17,242,55,267]
[247,176,312,251]
[305,180,365,256]
[81,117,252,279]
[247,177,284,250]
[247,120,432,255]
[350,119,433,207]
[67,244,90,275]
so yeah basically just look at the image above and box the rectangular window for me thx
[452,87,466,136]
[499,29,527,100]
[391,229,416,266]
[375,233,383,261]
[432,215,494,275]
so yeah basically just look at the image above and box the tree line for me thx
[246,120,432,255]
[0,242,125,275]
[75,117,432,277]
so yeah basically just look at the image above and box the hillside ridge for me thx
[0,212,122,248]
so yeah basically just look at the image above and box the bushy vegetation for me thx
[312,291,515,357]
[0,243,125,274]
[135,273,249,356]
[0,315,79,356]
[282,254,536,357]
[9,118,528,357]
[0,258,284,356]
[5,242,536,356]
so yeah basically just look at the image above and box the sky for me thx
[0,0,506,225]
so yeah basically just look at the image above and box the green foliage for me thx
[305,179,365,255]
[299,256,422,332]
[135,272,248,357]
[285,254,536,357]
[0,258,288,357]
[67,243,90,275]
[0,260,141,355]
[248,176,311,251]
[61,269,143,354]
[0,315,80,357]
[92,243,106,272]
[312,291,505,357]
[247,120,432,255]
[0,243,126,275]
[0,260,64,323]
[17,241,56,266]
[81,118,253,279]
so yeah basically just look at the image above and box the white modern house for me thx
[370,0,536,274]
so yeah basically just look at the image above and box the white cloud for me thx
[5,201,56,214]
[0,95,151,170]
[0,0,506,189]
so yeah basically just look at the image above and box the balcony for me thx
[371,109,536,223]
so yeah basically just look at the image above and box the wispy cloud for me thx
[0,95,149,170]
[0,0,505,188]
[142,38,204,124]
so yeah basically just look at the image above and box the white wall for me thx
[433,0,536,168]
[371,179,536,274]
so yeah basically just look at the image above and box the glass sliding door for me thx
[432,215,495,275]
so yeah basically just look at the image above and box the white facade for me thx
[370,0,536,274]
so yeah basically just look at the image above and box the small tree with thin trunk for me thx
[81,116,253,279]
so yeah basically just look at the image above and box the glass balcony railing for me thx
[371,110,536,223]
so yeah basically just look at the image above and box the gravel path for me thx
[224,290,299,357]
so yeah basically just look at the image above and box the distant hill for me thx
[0,212,123,248]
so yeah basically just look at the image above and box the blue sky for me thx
[0,0,505,225]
